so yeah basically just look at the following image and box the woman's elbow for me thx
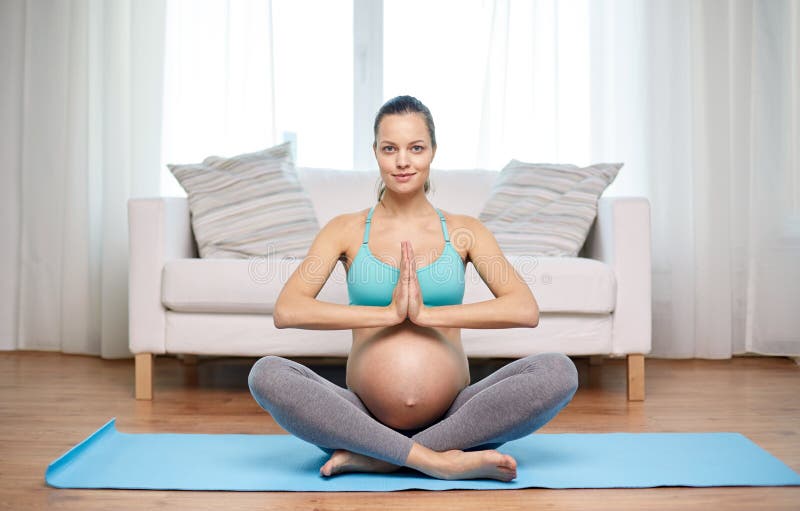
[273,308,286,329]
[525,299,540,328]
[273,300,293,329]
[523,309,539,328]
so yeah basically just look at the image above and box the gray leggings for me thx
[248,352,579,466]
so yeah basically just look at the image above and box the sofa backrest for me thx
[296,167,498,226]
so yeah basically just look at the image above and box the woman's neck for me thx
[378,191,434,220]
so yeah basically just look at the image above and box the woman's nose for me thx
[395,150,410,168]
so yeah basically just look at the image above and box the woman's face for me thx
[373,113,436,195]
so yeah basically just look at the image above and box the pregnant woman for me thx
[248,95,579,482]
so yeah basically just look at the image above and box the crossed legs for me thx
[247,352,578,478]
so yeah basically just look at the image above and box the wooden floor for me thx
[1,352,799,510]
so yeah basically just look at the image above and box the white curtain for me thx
[160,0,279,197]
[478,0,799,358]
[0,0,166,358]
[2,0,797,360]
[159,0,356,197]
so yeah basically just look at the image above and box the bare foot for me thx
[434,449,518,482]
[319,449,402,477]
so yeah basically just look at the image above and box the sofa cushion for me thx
[478,160,622,256]
[161,256,615,314]
[168,142,320,258]
[296,168,377,227]
[464,256,616,313]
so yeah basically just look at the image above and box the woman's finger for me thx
[405,242,411,278]
[401,241,408,282]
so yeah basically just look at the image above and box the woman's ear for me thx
[431,145,437,162]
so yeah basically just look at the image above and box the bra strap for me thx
[362,205,376,244]
[435,208,450,242]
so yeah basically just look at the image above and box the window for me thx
[160,0,353,197]
[272,1,353,169]
[160,0,592,195]
[383,0,494,169]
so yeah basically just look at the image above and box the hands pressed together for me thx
[387,241,429,326]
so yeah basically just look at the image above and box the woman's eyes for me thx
[382,145,425,152]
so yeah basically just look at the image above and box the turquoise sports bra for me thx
[346,205,466,307]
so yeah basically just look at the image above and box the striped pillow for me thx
[478,160,622,256]
[168,142,320,259]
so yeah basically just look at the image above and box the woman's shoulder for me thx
[438,210,501,255]
[313,210,370,260]
[438,209,479,229]
[320,208,371,236]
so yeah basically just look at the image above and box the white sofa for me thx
[128,168,652,401]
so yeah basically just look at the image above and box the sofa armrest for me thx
[580,197,652,355]
[128,198,197,354]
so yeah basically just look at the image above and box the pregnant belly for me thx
[346,325,469,431]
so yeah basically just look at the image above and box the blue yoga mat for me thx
[45,418,800,491]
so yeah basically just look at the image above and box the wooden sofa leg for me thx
[135,353,154,400]
[627,354,645,401]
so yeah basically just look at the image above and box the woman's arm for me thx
[273,214,395,330]
[276,296,396,330]
[418,215,539,329]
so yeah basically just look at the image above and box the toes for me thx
[500,453,517,470]
[508,457,517,470]
[494,453,518,481]
[319,464,330,477]
[320,455,343,477]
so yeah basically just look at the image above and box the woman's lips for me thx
[393,173,416,182]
